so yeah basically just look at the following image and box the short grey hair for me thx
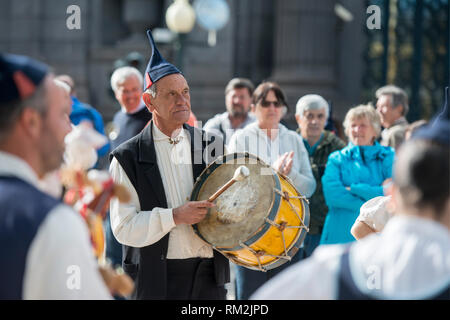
[343,104,382,138]
[375,85,409,116]
[295,94,329,119]
[53,79,71,94]
[110,66,143,92]
[144,83,157,98]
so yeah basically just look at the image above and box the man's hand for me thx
[173,200,216,225]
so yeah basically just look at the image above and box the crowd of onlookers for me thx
[1,49,447,301]
[84,63,443,299]
[58,65,443,299]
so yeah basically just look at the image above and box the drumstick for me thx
[207,165,250,202]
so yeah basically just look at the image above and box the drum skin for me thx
[191,153,310,271]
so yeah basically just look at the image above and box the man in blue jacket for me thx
[56,74,110,167]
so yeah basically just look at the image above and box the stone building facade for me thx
[0,0,366,130]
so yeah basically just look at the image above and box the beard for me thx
[229,104,247,118]
[42,146,64,175]
[39,130,65,176]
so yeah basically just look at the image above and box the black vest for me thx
[338,246,450,300]
[0,176,60,299]
[110,122,229,299]
[110,107,152,151]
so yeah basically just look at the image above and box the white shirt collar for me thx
[152,122,186,143]
[0,151,40,187]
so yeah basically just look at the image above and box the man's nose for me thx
[176,93,188,104]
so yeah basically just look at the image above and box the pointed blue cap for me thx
[143,29,181,91]
[0,53,49,104]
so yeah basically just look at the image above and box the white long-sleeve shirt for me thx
[0,151,111,300]
[109,124,213,259]
[227,122,316,198]
[251,215,450,300]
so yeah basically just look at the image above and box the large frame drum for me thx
[191,153,310,271]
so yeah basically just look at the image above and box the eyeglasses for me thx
[260,100,283,108]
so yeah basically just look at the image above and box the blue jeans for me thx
[299,233,322,259]
[234,234,322,300]
[104,211,122,267]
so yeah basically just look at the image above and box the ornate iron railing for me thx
[363,0,449,120]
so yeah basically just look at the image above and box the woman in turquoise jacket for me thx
[320,104,395,244]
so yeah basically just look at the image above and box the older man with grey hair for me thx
[106,66,153,268]
[110,66,153,152]
[375,85,409,149]
[295,94,346,258]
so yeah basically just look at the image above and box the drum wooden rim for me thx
[261,195,310,270]
[228,175,311,271]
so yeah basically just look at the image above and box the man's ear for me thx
[114,90,121,103]
[142,92,154,112]
[295,114,301,124]
[250,104,256,113]
[20,108,42,139]
[395,104,404,117]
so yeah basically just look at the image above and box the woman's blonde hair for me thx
[343,104,382,138]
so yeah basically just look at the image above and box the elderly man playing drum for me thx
[228,81,316,300]
[109,30,229,300]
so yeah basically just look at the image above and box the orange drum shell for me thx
[221,174,309,270]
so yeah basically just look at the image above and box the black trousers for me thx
[166,258,227,300]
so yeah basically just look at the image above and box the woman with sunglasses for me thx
[227,81,316,300]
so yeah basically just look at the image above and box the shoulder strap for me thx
[337,245,376,300]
